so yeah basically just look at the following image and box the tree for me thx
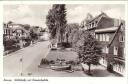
[46,4,67,43]
[80,13,93,28]
[7,21,13,24]
[46,9,56,39]
[7,21,13,28]
[65,23,79,44]
[77,33,102,74]
[30,28,38,42]
[23,24,30,30]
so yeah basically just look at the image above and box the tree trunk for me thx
[88,64,91,74]
[66,33,68,43]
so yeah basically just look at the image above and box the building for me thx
[3,23,14,40]
[107,23,125,75]
[84,12,109,36]
[4,23,30,39]
[83,12,125,76]
[3,22,30,49]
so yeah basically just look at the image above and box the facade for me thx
[107,23,125,75]
[83,12,125,76]
[4,23,30,40]
[13,28,29,40]
[3,23,30,49]
[3,24,14,40]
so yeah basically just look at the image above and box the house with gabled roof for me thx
[107,22,125,75]
[83,12,125,76]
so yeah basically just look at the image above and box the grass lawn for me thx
[46,49,78,61]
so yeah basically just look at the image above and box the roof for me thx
[95,27,118,33]
[87,12,109,24]
[107,23,123,47]
[13,27,30,34]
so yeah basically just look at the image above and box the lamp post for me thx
[20,56,23,76]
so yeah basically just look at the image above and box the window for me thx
[102,46,109,53]
[106,47,109,53]
[104,34,106,41]
[95,21,98,24]
[90,24,91,28]
[95,21,98,27]
[114,46,118,55]
[92,23,94,27]
[102,47,105,53]
[102,34,104,41]
[96,34,98,40]
[100,34,102,41]
[103,34,105,41]
[8,30,10,35]
[106,34,109,41]
[119,35,124,42]
[4,29,5,34]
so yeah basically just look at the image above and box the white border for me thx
[0,1,128,84]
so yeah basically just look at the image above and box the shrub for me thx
[3,39,19,51]
[49,60,55,64]
[57,42,71,48]
[40,58,49,65]
[66,60,76,65]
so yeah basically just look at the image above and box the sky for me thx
[3,4,125,28]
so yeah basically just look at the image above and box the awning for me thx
[95,27,118,33]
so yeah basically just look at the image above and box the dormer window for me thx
[95,21,98,24]
[95,21,98,26]
[89,24,91,28]
[92,23,94,28]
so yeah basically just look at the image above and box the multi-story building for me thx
[3,22,30,49]
[83,12,125,76]
[4,23,30,39]
[3,23,14,40]
[107,23,125,75]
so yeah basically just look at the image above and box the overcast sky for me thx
[3,4,125,28]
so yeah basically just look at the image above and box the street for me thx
[3,41,50,77]
[3,40,120,77]
[3,40,121,77]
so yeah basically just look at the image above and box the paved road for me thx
[3,41,50,77]
[3,40,120,77]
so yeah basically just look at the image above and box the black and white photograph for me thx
[3,3,126,77]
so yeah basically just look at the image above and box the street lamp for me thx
[20,55,23,76]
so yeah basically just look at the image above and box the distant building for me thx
[3,22,31,49]
[41,32,49,40]
[13,27,29,40]
[3,23,14,40]
[83,12,125,76]
[3,23,30,40]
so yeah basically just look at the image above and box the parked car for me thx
[50,43,57,50]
